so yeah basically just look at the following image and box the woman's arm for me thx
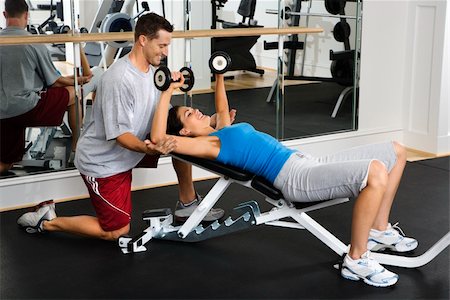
[150,74,219,159]
[213,74,231,130]
[150,89,173,144]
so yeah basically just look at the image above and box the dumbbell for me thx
[209,51,232,74]
[154,66,195,92]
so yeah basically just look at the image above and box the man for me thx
[17,12,225,240]
[0,0,92,174]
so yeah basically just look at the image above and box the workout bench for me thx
[119,154,450,269]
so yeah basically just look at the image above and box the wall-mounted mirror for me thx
[0,0,361,180]
[1,0,82,179]
[171,0,361,141]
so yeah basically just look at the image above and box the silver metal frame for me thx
[119,156,450,269]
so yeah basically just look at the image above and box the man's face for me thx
[142,29,172,66]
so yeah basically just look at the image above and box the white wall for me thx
[0,0,448,211]
[0,1,5,29]
[402,0,449,154]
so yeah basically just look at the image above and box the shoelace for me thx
[391,222,406,236]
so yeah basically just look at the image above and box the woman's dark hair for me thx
[5,0,28,18]
[167,106,183,136]
[134,12,174,41]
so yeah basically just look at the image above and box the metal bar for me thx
[290,211,348,256]
[266,9,357,20]
[372,232,450,268]
[0,27,323,45]
[178,177,231,238]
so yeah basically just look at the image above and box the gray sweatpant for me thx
[273,142,397,202]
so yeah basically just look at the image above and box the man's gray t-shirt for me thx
[0,27,61,119]
[75,55,160,178]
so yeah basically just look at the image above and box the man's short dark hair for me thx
[134,12,173,41]
[5,0,28,18]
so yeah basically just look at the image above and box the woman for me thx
[151,72,418,287]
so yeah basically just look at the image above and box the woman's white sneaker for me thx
[17,200,56,233]
[368,222,418,252]
[341,251,399,287]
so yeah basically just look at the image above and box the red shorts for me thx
[0,87,69,164]
[81,170,132,231]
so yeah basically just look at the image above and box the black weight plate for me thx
[333,21,351,42]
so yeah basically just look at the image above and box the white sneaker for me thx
[17,200,56,233]
[174,193,224,222]
[368,222,418,252]
[341,251,399,287]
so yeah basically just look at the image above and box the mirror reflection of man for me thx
[0,0,92,174]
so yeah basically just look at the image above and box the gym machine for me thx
[264,0,361,118]
[211,0,264,76]
[84,0,149,68]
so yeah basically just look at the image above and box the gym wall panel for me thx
[358,1,408,131]
[402,1,448,154]
[408,5,436,135]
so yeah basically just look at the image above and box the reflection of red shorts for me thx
[81,170,132,231]
[0,87,69,164]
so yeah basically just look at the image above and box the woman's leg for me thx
[371,141,407,231]
[348,160,388,259]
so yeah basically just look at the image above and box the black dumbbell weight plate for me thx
[209,51,232,74]
[154,66,171,91]
[179,67,195,92]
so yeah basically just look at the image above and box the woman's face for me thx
[177,106,211,136]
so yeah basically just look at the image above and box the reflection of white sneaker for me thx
[341,251,398,287]
[17,200,56,233]
[368,222,418,252]
[174,193,224,222]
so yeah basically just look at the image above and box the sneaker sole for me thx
[370,242,418,253]
[341,269,397,287]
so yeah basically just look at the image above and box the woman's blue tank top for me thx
[209,123,295,183]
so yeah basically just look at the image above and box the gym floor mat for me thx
[1,157,448,299]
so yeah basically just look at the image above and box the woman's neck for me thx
[193,126,216,137]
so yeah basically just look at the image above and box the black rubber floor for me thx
[1,157,448,299]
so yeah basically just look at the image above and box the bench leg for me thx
[178,177,231,238]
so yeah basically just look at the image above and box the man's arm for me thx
[117,132,177,155]
[51,74,92,87]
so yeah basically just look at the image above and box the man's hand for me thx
[78,73,93,85]
[210,109,236,128]
[144,136,177,155]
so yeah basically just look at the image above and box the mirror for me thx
[172,0,361,141]
[0,0,361,180]
[279,0,361,140]
[0,0,82,178]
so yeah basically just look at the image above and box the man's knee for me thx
[102,223,130,241]
[0,161,13,174]
[65,86,76,106]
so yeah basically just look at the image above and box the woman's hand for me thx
[210,109,236,128]
[167,71,185,92]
